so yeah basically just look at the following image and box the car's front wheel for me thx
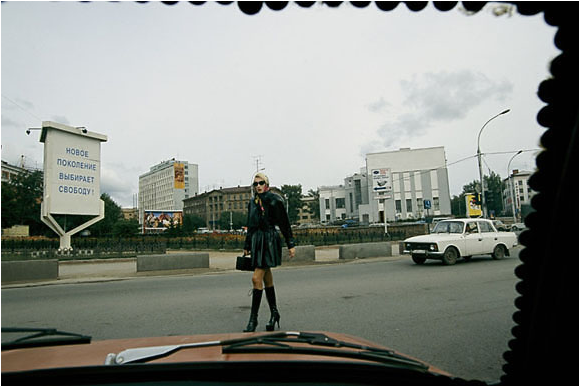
[442,247,458,265]
[412,254,426,265]
[492,245,506,260]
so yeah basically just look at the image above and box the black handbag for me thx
[236,254,254,271]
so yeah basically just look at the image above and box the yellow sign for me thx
[174,163,185,189]
[465,194,482,217]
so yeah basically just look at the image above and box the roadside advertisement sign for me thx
[465,194,482,217]
[143,210,183,231]
[371,168,392,193]
[41,122,106,216]
[174,162,185,189]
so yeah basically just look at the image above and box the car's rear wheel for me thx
[412,254,426,265]
[442,247,458,265]
[492,245,506,260]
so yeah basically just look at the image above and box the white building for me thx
[319,185,346,224]
[366,147,452,222]
[503,169,535,219]
[138,159,199,225]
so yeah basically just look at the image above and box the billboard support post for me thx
[37,122,107,252]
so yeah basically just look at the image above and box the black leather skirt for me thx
[250,228,282,269]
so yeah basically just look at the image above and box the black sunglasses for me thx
[253,181,266,187]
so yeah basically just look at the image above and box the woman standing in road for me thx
[242,172,296,332]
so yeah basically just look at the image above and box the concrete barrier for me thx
[2,260,59,283]
[137,253,209,272]
[282,245,315,262]
[339,242,394,260]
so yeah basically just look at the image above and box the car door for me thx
[463,221,484,256]
[478,221,497,254]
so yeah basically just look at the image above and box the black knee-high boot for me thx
[243,288,263,332]
[265,286,280,331]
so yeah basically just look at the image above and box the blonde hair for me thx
[251,172,269,198]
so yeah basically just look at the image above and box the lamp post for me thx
[477,109,510,218]
[507,150,523,224]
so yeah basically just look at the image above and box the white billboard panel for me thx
[42,123,105,215]
[371,168,392,193]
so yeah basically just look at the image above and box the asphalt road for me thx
[2,250,521,382]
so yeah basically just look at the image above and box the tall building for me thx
[366,147,452,222]
[138,159,199,225]
[503,169,535,219]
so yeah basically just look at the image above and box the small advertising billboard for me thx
[143,210,183,232]
[371,168,392,193]
[465,194,482,217]
[174,162,185,189]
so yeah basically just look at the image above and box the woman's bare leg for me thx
[252,268,266,289]
[263,268,274,288]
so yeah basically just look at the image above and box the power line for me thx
[1,94,42,121]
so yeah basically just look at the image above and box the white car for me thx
[403,218,518,265]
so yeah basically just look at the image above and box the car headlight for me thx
[429,243,438,251]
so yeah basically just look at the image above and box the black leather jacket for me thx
[244,191,295,250]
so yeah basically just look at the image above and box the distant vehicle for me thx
[197,227,211,234]
[341,219,359,228]
[492,220,509,231]
[403,218,518,265]
[511,223,526,232]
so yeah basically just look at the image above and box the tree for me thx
[1,170,47,235]
[86,193,123,237]
[306,189,320,221]
[460,172,503,217]
[182,214,206,234]
[218,211,246,230]
[112,218,140,237]
[280,184,302,224]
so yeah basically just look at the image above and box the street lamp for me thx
[507,150,523,224]
[477,109,510,218]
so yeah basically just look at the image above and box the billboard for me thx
[371,168,392,193]
[174,162,185,189]
[465,194,482,217]
[143,210,183,231]
[41,122,106,216]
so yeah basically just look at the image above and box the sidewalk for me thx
[2,246,401,289]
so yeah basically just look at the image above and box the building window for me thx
[433,197,440,211]
[395,200,402,213]
[354,180,362,205]
[325,199,330,209]
[406,199,412,212]
[336,198,345,209]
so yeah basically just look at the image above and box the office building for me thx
[503,169,535,219]
[366,147,452,222]
[138,159,198,225]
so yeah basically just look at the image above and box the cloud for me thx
[401,70,513,122]
[366,97,390,113]
[367,70,514,150]
[100,166,137,208]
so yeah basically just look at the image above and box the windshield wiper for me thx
[2,327,92,350]
[106,331,428,373]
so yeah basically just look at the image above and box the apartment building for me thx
[503,169,535,219]
[138,159,199,225]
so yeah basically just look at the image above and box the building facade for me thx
[503,169,535,219]
[138,159,199,225]
[1,160,36,183]
[366,147,452,222]
[183,186,284,229]
[297,195,318,225]
[319,185,346,224]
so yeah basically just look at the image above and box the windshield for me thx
[1,2,559,384]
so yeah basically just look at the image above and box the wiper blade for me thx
[107,331,428,373]
[224,332,429,372]
[2,327,91,350]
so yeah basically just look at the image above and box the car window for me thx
[433,221,463,233]
[479,222,494,233]
[465,222,479,234]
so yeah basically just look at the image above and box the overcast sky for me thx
[2,1,559,208]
